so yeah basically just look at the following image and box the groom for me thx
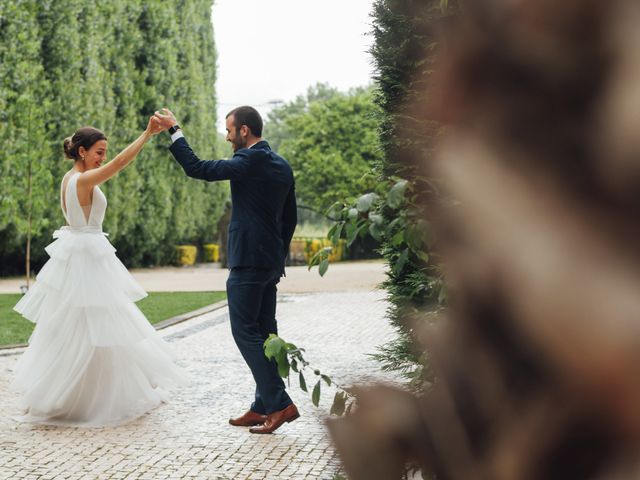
[154,106,299,434]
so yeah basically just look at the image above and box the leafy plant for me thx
[264,334,354,416]
[264,84,384,216]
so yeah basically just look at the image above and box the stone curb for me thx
[0,299,228,355]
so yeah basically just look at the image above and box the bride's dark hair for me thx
[63,127,107,161]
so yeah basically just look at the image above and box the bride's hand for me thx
[145,116,164,136]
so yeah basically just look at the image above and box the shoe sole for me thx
[229,419,266,427]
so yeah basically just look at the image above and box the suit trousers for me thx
[226,267,292,414]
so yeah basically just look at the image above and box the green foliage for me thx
[263,83,383,215]
[263,334,356,415]
[0,1,53,274]
[345,0,461,387]
[263,83,340,153]
[0,0,226,275]
[308,0,459,387]
[364,0,459,386]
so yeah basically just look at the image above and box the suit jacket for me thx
[169,138,297,273]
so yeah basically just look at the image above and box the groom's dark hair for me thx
[226,106,263,137]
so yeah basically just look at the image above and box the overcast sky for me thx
[211,0,376,133]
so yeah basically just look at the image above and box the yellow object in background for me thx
[176,245,198,266]
[296,237,346,263]
[203,243,220,262]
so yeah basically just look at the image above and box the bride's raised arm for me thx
[78,116,164,189]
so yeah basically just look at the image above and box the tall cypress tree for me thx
[0,1,52,275]
[0,0,225,274]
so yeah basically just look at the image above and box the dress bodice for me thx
[61,172,107,228]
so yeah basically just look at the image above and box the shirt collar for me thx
[247,139,265,149]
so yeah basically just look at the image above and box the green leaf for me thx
[392,229,405,247]
[393,248,410,276]
[416,250,430,263]
[321,374,332,386]
[387,180,407,209]
[356,193,378,213]
[264,335,286,361]
[308,247,328,270]
[299,371,308,392]
[357,223,370,239]
[330,223,343,244]
[276,350,290,378]
[348,208,359,220]
[330,391,347,416]
[346,222,358,245]
[369,213,384,226]
[291,358,298,373]
[319,258,329,277]
[405,224,424,249]
[312,380,321,407]
[369,223,383,242]
[327,223,337,240]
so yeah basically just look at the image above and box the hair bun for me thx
[63,137,74,160]
[62,127,107,162]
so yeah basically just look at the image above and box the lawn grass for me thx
[0,291,226,347]
[137,291,226,324]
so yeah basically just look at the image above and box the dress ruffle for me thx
[10,228,189,427]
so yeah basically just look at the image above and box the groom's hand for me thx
[154,108,179,130]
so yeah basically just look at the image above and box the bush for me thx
[203,243,220,262]
[175,245,197,266]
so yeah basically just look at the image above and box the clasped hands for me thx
[144,108,179,136]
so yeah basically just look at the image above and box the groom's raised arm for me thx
[155,107,249,182]
[169,136,250,182]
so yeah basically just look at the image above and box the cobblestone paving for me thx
[0,291,398,479]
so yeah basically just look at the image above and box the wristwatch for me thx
[168,124,181,135]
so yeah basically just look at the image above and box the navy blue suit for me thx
[169,137,297,414]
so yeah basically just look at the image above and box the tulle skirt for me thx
[10,228,190,427]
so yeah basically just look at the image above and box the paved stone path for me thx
[0,291,398,479]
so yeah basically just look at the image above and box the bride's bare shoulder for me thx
[60,170,76,190]
[62,169,78,181]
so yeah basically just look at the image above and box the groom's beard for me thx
[231,131,248,152]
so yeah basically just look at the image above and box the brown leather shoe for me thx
[229,410,267,427]
[249,404,300,434]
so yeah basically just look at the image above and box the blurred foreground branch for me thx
[328,0,640,478]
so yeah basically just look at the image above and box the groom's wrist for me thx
[169,128,184,144]
[168,124,181,135]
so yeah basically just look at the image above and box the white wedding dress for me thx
[10,171,189,427]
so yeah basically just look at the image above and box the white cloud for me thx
[211,0,376,132]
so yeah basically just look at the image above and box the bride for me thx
[10,118,189,427]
